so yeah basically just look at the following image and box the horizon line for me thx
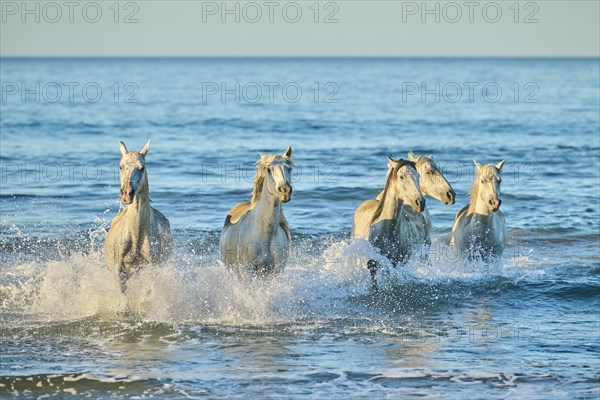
[1,55,598,59]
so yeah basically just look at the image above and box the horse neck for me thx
[251,177,282,234]
[125,177,151,226]
[375,174,401,223]
[415,162,427,195]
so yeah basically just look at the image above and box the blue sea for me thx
[1,58,599,398]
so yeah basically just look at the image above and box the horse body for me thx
[220,147,293,276]
[353,157,425,266]
[451,160,507,260]
[104,140,172,292]
[451,205,506,259]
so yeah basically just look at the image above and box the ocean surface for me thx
[1,58,599,398]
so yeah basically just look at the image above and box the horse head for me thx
[473,159,505,213]
[118,140,150,204]
[257,147,293,203]
[408,152,455,205]
[387,156,425,212]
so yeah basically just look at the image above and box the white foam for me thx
[1,236,545,325]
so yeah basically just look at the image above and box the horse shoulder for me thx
[353,199,379,239]
[279,212,291,243]
[497,210,506,225]
[104,209,129,269]
[422,207,432,233]
[108,208,127,230]
[452,205,470,228]
[152,207,171,230]
[354,199,379,229]
[151,207,172,254]
[105,209,128,249]
[224,200,253,227]
[450,204,471,246]
[495,210,508,245]
[356,199,379,215]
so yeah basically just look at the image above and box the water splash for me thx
[1,231,546,327]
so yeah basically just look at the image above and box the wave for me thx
[2,368,597,400]
[0,374,181,398]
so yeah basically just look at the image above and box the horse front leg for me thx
[114,265,132,314]
[367,259,378,293]
[118,267,129,294]
[418,239,432,266]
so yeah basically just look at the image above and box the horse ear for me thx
[283,146,292,158]
[496,160,506,171]
[386,156,396,168]
[407,151,416,161]
[119,141,128,156]
[428,154,433,159]
[473,160,481,169]
[140,140,151,156]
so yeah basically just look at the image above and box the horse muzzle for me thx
[120,187,135,204]
[444,190,456,205]
[490,198,501,212]
[278,185,292,203]
[413,198,426,212]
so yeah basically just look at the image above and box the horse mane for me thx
[250,154,293,205]
[370,159,415,225]
[468,165,495,213]
[467,177,480,214]
[409,152,434,170]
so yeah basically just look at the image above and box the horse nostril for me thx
[415,199,421,207]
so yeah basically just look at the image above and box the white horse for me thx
[451,160,507,261]
[220,147,293,277]
[353,157,425,268]
[104,140,172,293]
[376,152,455,247]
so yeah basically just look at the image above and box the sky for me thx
[0,0,598,57]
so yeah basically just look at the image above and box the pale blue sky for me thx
[1,1,598,56]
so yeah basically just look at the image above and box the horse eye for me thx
[426,171,433,175]
[119,165,123,170]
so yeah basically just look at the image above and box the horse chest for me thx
[401,208,430,241]
[114,217,158,262]
[461,213,506,255]
[466,214,495,238]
